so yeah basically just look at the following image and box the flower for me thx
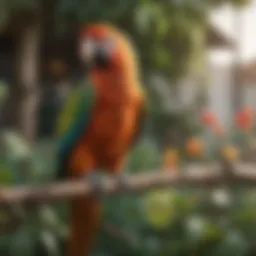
[162,148,179,170]
[235,106,254,132]
[211,188,231,207]
[186,216,206,237]
[201,110,217,127]
[185,137,204,157]
[221,145,240,162]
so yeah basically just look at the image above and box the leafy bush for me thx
[2,111,256,256]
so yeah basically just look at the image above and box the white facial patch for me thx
[79,37,96,62]
[79,36,116,64]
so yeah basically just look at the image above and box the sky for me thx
[209,0,256,65]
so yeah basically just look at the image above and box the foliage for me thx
[0,128,256,255]
[127,139,161,173]
[56,0,207,78]
[0,0,251,79]
[54,0,251,78]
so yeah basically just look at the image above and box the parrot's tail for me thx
[68,195,101,256]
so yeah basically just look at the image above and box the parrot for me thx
[56,23,147,256]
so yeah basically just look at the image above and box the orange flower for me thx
[235,106,254,132]
[221,145,240,162]
[201,110,217,127]
[162,149,179,170]
[185,137,204,156]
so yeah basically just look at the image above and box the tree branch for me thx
[0,164,256,207]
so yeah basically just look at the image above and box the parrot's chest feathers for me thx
[86,92,141,158]
[92,97,138,138]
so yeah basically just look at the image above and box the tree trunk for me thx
[15,16,42,144]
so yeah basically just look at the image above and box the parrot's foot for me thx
[85,172,105,199]
[115,173,130,193]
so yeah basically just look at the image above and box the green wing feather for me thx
[56,80,96,179]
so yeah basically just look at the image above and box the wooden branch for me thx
[1,167,256,207]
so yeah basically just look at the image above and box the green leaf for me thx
[0,0,10,27]
[29,140,57,183]
[9,226,36,256]
[0,161,15,185]
[202,222,224,242]
[127,139,160,172]
[134,4,152,35]
[40,230,60,256]
[142,188,178,229]
[38,205,68,238]
[0,81,9,104]
[2,131,32,162]
[214,231,249,256]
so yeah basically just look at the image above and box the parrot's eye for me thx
[79,36,116,69]
[92,37,116,68]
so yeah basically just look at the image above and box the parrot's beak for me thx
[79,39,110,69]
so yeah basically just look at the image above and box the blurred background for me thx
[1,0,256,255]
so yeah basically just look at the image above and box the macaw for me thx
[56,24,147,256]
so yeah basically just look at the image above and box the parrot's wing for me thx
[56,80,96,179]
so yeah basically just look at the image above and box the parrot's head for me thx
[79,24,138,74]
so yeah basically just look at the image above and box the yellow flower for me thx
[221,145,240,162]
[162,148,179,170]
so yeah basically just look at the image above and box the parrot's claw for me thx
[115,173,130,193]
[85,172,105,199]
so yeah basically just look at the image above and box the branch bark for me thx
[0,168,256,207]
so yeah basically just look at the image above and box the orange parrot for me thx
[56,24,147,256]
